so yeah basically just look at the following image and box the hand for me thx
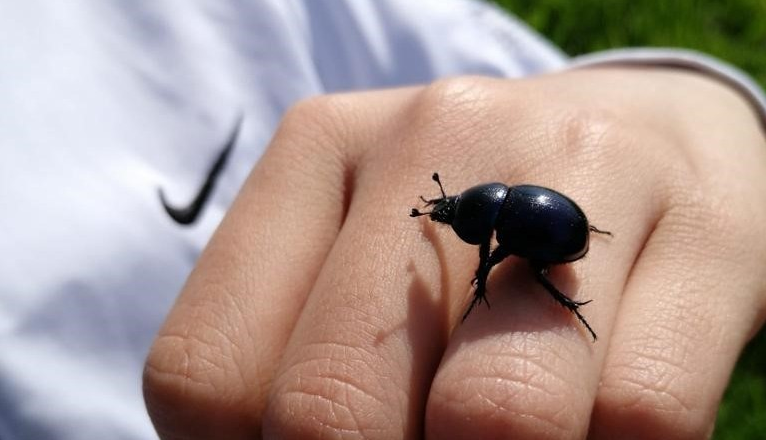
[143,69,766,439]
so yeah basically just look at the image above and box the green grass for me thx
[492,0,766,86]
[490,1,766,438]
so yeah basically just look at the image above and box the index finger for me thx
[143,89,414,438]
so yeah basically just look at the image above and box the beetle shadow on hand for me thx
[374,219,453,347]
[373,219,453,438]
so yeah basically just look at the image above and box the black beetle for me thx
[410,173,611,341]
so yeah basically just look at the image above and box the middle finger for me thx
[261,80,505,439]
[424,79,666,439]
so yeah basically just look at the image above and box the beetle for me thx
[410,173,611,341]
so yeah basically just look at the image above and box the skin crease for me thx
[143,69,766,440]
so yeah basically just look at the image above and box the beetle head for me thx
[410,173,458,225]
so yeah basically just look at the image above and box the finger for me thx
[587,74,766,440]
[590,180,766,437]
[261,79,514,439]
[423,82,666,439]
[143,92,385,439]
[261,175,448,439]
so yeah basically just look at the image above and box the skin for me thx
[143,68,766,440]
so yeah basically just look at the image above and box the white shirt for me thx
[0,1,762,438]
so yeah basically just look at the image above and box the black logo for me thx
[159,115,243,225]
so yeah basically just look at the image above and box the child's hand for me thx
[145,70,766,440]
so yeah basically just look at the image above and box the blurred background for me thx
[491,0,766,438]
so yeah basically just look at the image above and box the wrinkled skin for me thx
[143,69,766,440]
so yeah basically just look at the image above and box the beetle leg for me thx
[471,240,491,286]
[532,264,597,341]
[589,225,612,236]
[486,244,512,267]
[463,242,515,321]
[463,240,492,321]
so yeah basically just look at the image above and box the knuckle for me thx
[386,76,649,185]
[417,76,495,113]
[142,335,223,438]
[391,76,498,163]
[659,185,766,322]
[539,105,642,176]
[416,76,496,131]
[279,95,345,132]
[263,348,393,440]
[143,294,254,437]
[594,360,713,440]
[664,182,762,260]
[274,94,358,158]
[662,188,719,243]
[428,349,584,440]
[553,105,624,154]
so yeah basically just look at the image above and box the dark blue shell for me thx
[495,185,589,262]
[451,183,508,245]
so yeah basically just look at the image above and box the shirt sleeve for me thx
[569,48,766,127]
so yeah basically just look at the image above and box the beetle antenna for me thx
[432,172,447,199]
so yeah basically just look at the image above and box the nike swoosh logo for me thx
[159,114,243,225]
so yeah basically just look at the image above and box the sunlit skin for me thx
[144,70,766,440]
